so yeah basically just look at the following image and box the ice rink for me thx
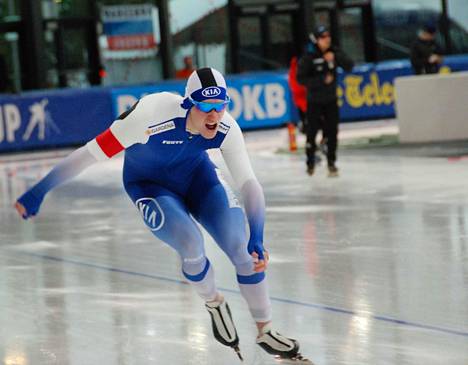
[1,123,467,365]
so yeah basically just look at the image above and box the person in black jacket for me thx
[297,25,353,177]
[410,23,443,75]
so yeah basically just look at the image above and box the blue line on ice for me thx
[17,250,468,339]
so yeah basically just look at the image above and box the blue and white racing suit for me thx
[18,91,271,321]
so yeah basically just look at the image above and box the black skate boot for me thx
[327,164,339,177]
[206,298,243,361]
[256,323,314,364]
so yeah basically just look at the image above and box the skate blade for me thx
[274,354,315,364]
[233,346,244,361]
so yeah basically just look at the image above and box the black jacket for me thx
[297,46,354,104]
[410,37,443,75]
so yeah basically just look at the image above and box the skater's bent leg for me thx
[236,261,272,324]
[192,182,272,323]
[186,165,310,361]
[125,182,218,301]
[182,256,218,301]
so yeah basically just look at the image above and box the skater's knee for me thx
[233,259,257,277]
[182,256,210,281]
[223,239,250,266]
[175,223,202,244]
[237,271,265,285]
[235,261,266,285]
[173,227,204,259]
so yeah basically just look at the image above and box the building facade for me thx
[0,0,467,93]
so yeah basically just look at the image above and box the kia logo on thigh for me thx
[136,197,165,231]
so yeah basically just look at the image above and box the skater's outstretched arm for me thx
[220,118,268,272]
[15,146,99,219]
[15,94,159,220]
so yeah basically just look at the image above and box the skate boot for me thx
[327,164,339,177]
[206,298,243,361]
[256,323,314,364]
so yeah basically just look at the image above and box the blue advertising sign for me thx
[337,55,468,121]
[0,88,113,152]
[112,55,468,126]
[111,72,294,130]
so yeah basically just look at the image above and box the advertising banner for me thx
[102,4,158,51]
[111,72,294,130]
[337,56,468,120]
[0,88,113,152]
[111,55,468,126]
[2,55,468,152]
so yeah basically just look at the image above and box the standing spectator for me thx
[175,55,195,79]
[410,23,443,75]
[297,25,354,177]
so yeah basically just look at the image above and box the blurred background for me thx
[0,0,467,150]
[0,0,466,91]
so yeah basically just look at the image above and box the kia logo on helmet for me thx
[202,87,221,97]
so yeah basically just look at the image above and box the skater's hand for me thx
[15,190,44,219]
[248,240,269,272]
[252,250,269,273]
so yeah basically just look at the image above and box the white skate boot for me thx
[205,298,243,361]
[256,323,314,364]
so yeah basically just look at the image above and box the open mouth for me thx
[205,123,217,131]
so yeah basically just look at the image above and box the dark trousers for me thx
[305,100,339,167]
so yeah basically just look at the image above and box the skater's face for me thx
[188,98,228,139]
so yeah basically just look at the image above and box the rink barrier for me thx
[395,71,468,143]
[1,55,468,152]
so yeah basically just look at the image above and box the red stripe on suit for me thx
[96,129,124,158]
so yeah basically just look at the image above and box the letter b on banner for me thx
[227,83,287,124]
[264,83,286,118]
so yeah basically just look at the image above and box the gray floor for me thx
[1,137,467,365]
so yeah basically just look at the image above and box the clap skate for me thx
[256,323,314,364]
[206,298,243,361]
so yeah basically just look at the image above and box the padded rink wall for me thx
[1,55,468,152]
[395,71,468,143]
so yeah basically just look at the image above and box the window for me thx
[42,0,92,19]
[0,0,21,92]
[0,31,20,92]
[447,0,468,54]
[170,0,227,73]
[0,0,20,21]
[373,0,442,60]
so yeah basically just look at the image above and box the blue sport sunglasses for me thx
[190,96,230,113]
